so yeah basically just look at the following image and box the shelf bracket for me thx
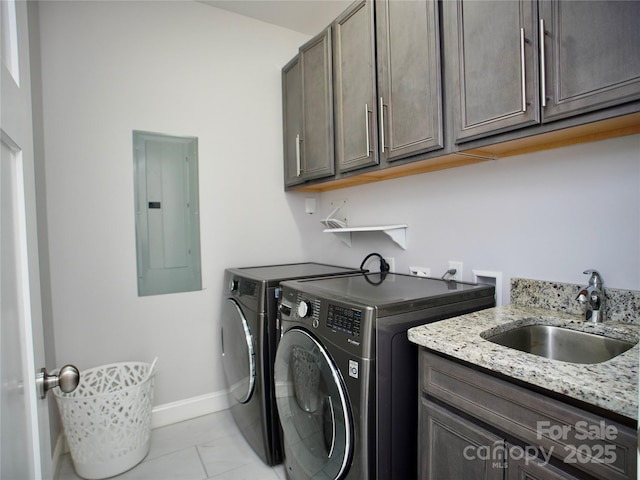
[382,226,407,249]
[332,231,353,248]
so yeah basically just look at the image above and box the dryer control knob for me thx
[229,279,239,292]
[297,300,312,318]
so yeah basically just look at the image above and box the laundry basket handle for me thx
[144,357,158,383]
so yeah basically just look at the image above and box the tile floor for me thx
[55,410,287,480]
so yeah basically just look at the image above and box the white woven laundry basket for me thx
[54,358,157,480]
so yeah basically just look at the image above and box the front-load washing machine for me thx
[274,272,495,479]
[221,263,362,466]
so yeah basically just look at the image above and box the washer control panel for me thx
[327,304,361,337]
[278,284,373,358]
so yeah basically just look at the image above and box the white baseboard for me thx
[52,390,231,473]
[151,389,231,429]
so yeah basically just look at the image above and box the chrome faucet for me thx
[575,269,606,323]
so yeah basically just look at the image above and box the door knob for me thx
[36,365,80,399]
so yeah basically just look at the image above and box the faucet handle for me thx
[582,269,603,289]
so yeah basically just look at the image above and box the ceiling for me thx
[200,0,352,35]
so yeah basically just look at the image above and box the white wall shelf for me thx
[323,224,408,249]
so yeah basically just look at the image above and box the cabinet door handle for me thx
[295,133,301,176]
[379,97,385,153]
[365,103,371,157]
[520,27,527,112]
[539,18,547,107]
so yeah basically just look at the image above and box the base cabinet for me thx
[421,398,582,480]
[419,350,637,480]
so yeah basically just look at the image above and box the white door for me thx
[1,1,53,478]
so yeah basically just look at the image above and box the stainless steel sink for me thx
[483,324,637,364]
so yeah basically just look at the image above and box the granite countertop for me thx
[407,304,639,420]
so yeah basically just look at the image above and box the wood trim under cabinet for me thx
[465,111,640,159]
[291,112,640,192]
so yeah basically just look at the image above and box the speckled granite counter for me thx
[408,278,640,420]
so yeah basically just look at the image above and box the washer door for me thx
[274,328,352,479]
[221,298,255,403]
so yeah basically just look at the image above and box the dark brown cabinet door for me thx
[333,0,379,173]
[376,0,443,163]
[540,0,640,123]
[420,398,504,480]
[444,0,540,143]
[282,28,334,187]
[300,27,335,180]
[282,56,303,187]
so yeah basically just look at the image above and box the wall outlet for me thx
[384,257,395,272]
[304,197,317,214]
[409,266,431,277]
[448,261,463,281]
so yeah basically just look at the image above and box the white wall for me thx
[37,0,319,407]
[318,134,640,302]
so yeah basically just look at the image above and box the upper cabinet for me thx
[539,0,640,122]
[282,55,302,187]
[282,0,640,191]
[445,0,640,144]
[443,0,541,143]
[375,0,444,162]
[282,28,335,187]
[331,0,444,172]
[332,1,379,173]
[283,0,445,187]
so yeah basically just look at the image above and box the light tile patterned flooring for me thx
[55,410,286,480]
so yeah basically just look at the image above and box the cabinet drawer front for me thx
[421,351,636,480]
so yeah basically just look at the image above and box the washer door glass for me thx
[221,298,255,403]
[274,328,352,479]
